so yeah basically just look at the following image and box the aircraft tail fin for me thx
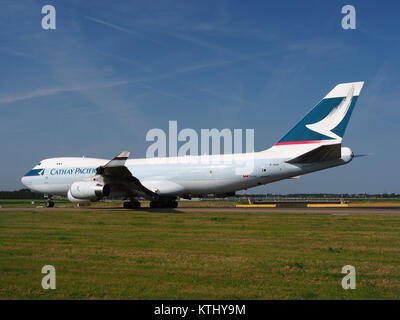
[275,81,364,147]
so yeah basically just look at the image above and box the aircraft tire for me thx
[124,201,141,209]
[46,200,54,208]
[131,200,141,208]
[149,201,159,208]
[170,200,178,208]
[150,199,178,208]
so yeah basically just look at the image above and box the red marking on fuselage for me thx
[274,140,331,146]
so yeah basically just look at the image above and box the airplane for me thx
[21,81,364,209]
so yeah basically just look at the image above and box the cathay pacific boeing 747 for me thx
[21,82,364,208]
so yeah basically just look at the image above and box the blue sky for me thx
[1,0,399,193]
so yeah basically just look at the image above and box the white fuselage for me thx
[21,145,354,199]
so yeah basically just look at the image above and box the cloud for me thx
[165,32,232,54]
[196,87,254,106]
[139,83,196,103]
[175,51,269,74]
[287,38,349,56]
[0,52,264,105]
[0,80,129,104]
[84,16,164,46]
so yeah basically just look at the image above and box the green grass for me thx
[1,209,400,299]
[0,199,71,207]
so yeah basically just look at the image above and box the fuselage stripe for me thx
[274,140,331,146]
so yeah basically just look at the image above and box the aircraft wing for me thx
[95,151,159,199]
[285,143,342,164]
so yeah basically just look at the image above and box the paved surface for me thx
[2,206,400,215]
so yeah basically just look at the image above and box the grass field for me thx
[1,208,400,299]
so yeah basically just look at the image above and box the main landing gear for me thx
[45,200,55,208]
[123,200,141,209]
[123,198,178,209]
[149,198,178,209]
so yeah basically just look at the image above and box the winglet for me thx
[104,151,130,167]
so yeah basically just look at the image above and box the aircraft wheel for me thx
[123,201,141,209]
[149,201,159,208]
[46,200,54,208]
[150,199,177,208]
[170,200,178,208]
[131,200,141,208]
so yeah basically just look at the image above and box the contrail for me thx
[84,16,164,46]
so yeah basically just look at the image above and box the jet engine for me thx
[68,181,110,202]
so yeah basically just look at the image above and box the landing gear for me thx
[149,201,160,208]
[150,198,178,209]
[123,200,141,209]
[45,200,54,208]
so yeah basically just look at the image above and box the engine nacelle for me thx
[67,190,90,203]
[69,181,110,201]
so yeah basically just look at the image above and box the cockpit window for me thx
[37,162,41,166]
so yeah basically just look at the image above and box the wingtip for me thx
[104,150,131,167]
[110,151,130,162]
[116,151,130,158]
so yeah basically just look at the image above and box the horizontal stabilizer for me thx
[286,144,341,164]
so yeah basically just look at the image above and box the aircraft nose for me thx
[21,176,28,187]
[21,171,33,188]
